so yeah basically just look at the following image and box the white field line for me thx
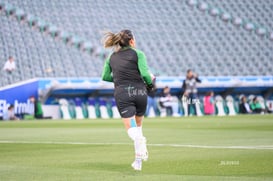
[0,140,273,150]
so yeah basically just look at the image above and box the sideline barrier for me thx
[0,76,272,118]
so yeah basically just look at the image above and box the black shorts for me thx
[114,85,147,118]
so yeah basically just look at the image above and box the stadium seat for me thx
[47,25,59,38]
[81,41,93,54]
[215,95,226,116]
[248,94,255,103]
[256,96,266,110]
[198,2,209,12]
[59,31,72,44]
[266,100,273,113]
[110,99,120,119]
[36,18,49,32]
[0,0,272,88]
[14,8,25,21]
[3,3,15,16]
[225,95,236,116]
[195,101,203,117]
[187,0,198,7]
[244,22,256,31]
[25,14,37,27]
[209,7,221,17]
[74,98,84,119]
[87,98,97,119]
[256,27,267,36]
[221,12,232,22]
[99,99,110,119]
[70,36,84,49]
[59,98,72,120]
[232,17,243,26]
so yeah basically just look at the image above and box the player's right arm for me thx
[102,56,113,82]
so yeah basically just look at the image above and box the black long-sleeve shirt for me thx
[102,46,152,87]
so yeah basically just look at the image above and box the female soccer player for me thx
[102,29,154,171]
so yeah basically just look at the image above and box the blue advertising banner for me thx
[0,79,38,117]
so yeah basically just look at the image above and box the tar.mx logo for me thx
[182,96,200,105]
[126,85,147,97]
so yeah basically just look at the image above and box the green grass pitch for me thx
[0,115,273,181]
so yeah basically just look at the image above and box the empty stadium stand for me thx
[201,0,273,31]
[1,0,273,87]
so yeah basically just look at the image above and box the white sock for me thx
[127,127,138,141]
[127,127,142,160]
[137,126,143,137]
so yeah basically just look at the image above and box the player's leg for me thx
[123,116,143,171]
[118,104,144,170]
[135,115,148,161]
[135,92,149,161]
[192,93,198,115]
[135,115,143,137]
[187,96,191,116]
[114,88,143,170]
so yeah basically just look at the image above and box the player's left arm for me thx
[102,56,113,82]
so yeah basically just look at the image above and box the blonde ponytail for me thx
[102,31,121,50]
[102,30,134,51]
